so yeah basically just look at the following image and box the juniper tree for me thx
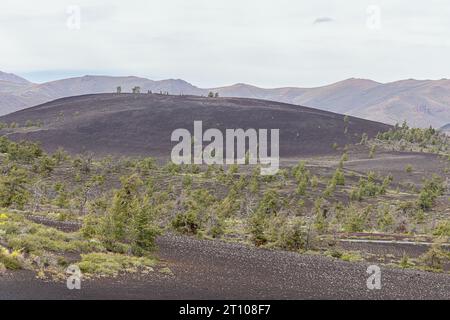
[0,166,30,209]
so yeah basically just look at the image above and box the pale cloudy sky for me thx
[1,0,450,87]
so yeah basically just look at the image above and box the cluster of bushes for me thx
[433,220,450,237]
[377,122,438,144]
[171,188,217,235]
[349,172,391,201]
[0,132,448,272]
[0,166,30,209]
[312,200,426,235]
[0,120,43,129]
[0,137,43,163]
[376,122,449,153]
[323,168,345,197]
[419,242,449,271]
[250,209,313,251]
[417,175,445,210]
[81,174,160,256]
[249,189,285,246]
[78,252,155,277]
[342,204,369,232]
[0,246,22,270]
[207,92,219,98]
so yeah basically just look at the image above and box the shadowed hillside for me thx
[0,93,390,157]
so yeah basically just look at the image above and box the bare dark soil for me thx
[1,233,449,300]
[0,94,390,157]
[343,151,449,185]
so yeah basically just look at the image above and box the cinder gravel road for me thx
[1,234,449,299]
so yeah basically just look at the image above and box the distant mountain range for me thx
[440,123,450,134]
[1,71,450,128]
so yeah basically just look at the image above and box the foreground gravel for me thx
[1,233,449,299]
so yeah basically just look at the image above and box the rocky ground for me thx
[1,233,449,300]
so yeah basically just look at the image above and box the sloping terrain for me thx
[0,75,204,116]
[1,72,450,128]
[0,71,30,84]
[0,93,390,157]
[212,78,450,128]
[441,123,450,135]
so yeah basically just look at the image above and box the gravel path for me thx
[1,233,449,299]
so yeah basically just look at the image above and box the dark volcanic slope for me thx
[0,94,390,157]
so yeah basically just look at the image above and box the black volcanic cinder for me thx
[0,93,391,158]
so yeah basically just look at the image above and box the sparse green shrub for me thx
[52,147,69,164]
[343,205,367,233]
[182,175,193,188]
[277,218,307,251]
[340,251,363,262]
[25,120,34,127]
[0,138,43,163]
[249,211,268,246]
[414,208,425,224]
[418,189,434,210]
[138,157,156,173]
[0,167,30,209]
[190,164,200,174]
[293,162,310,195]
[171,210,200,235]
[433,220,450,237]
[206,211,226,238]
[310,175,319,189]
[78,252,155,277]
[313,198,328,233]
[256,190,283,216]
[164,161,181,174]
[292,161,308,180]
[377,123,448,154]
[377,205,395,232]
[54,183,70,208]
[350,172,386,201]
[80,214,102,239]
[0,247,22,270]
[33,155,56,176]
[417,175,444,210]
[296,179,308,195]
[360,133,368,145]
[95,174,159,254]
[228,164,238,175]
[249,175,259,193]
[191,189,216,209]
[72,155,92,174]
[332,168,345,186]
[399,253,413,269]
[419,242,448,271]
[130,200,160,255]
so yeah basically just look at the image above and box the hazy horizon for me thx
[1,0,450,87]
[4,70,450,89]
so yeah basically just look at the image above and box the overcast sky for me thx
[1,0,450,87]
